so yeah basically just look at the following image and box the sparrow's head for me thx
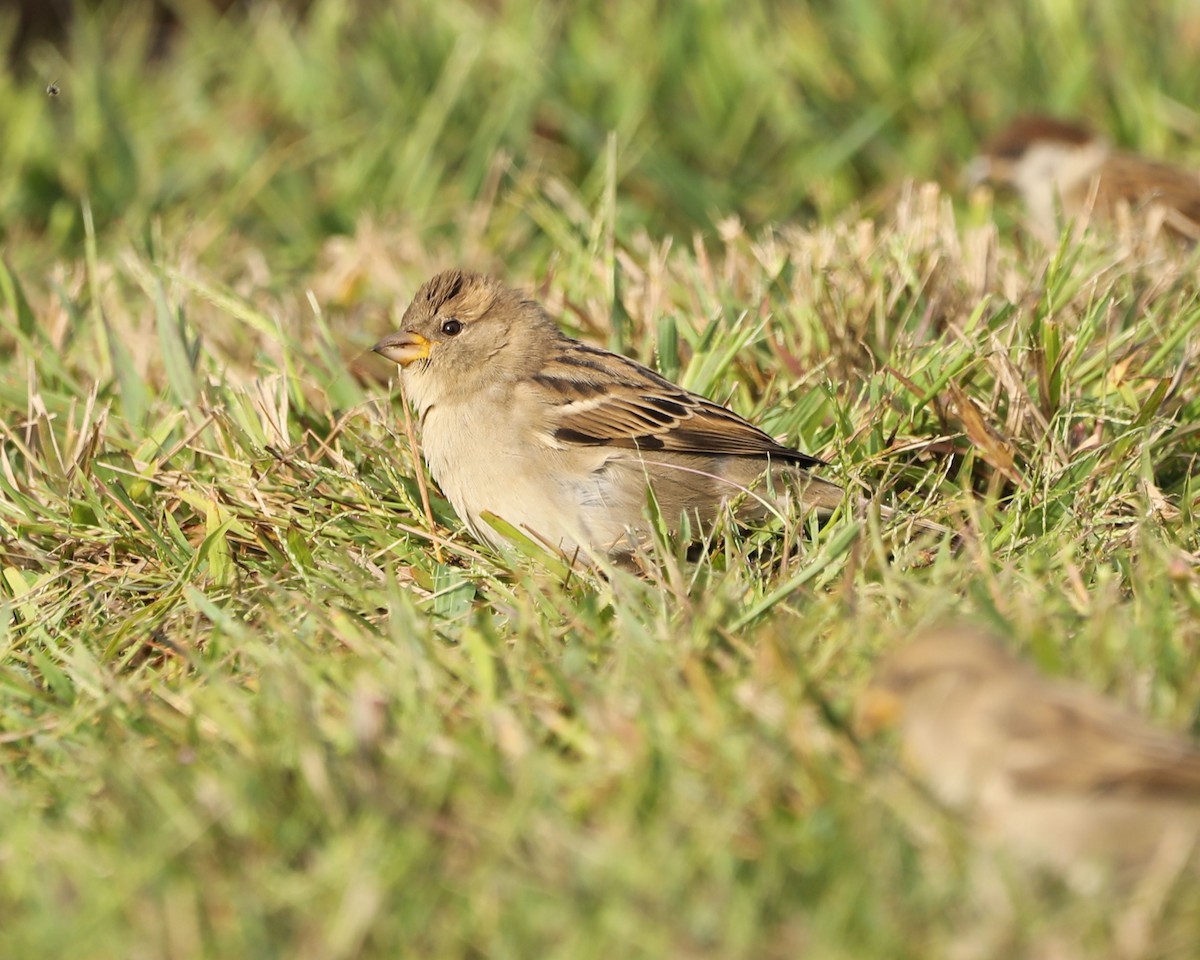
[857,626,1015,736]
[965,116,1102,192]
[373,270,558,404]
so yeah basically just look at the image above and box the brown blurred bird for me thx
[860,626,1200,889]
[966,116,1200,242]
[371,270,848,560]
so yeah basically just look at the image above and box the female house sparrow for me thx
[860,626,1200,887]
[373,270,845,560]
[965,116,1200,241]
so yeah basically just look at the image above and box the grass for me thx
[1,0,1199,956]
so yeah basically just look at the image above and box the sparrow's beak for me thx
[373,331,431,367]
[855,686,904,737]
[962,155,993,191]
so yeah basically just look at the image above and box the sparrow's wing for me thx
[997,683,1200,799]
[533,339,826,468]
[1100,153,1200,235]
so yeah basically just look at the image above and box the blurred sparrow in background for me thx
[860,626,1200,890]
[373,270,848,561]
[966,116,1200,242]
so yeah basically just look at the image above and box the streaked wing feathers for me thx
[537,341,825,468]
[1001,691,1200,799]
[1101,153,1200,233]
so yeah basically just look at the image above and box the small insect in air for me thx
[46,81,60,97]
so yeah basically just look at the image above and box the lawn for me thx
[1,1,1199,957]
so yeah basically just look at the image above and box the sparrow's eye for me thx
[441,318,463,336]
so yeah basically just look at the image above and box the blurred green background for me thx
[6,0,1200,273]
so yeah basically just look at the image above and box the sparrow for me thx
[859,626,1200,888]
[965,115,1200,241]
[372,270,846,560]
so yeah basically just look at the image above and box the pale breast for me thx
[1012,140,1109,239]
[418,394,634,556]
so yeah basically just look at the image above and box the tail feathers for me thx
[780,467,957,544]
[729,463,959,546]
